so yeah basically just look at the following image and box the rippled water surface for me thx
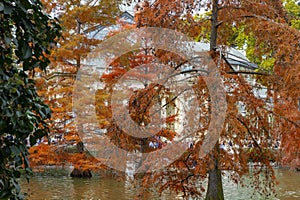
[20,169,300,199]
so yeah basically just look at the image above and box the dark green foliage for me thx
[0,0,61,199]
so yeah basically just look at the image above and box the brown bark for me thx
[76,17,81,69]
[70,168,92,178]
[210,0,219,51]
[205,142,224,200]
[205,1,224,199]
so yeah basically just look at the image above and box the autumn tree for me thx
[26,0,299,199]
[41,0,122,142]
[0,0,60,199]
[29,0,126,177]
[91,0,300,199]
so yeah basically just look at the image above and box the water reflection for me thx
[275,169,300,199]
[21,176,135,200]
[20,169,300,199]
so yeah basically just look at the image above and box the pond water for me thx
[20,168,300,200]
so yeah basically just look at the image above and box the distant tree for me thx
[29,0,123,176]
[0,0,60,199]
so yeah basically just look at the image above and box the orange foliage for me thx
[29,0,123,172]
[30,0,299,199]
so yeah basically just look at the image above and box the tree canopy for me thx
[25,0,300,199]
[0,0,60,199]
[28,0,124,176]
[96,0,299,199]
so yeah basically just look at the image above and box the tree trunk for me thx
[76,17,81,69]
[205,142,224,200]
[70,168,92,178]
[205,1,224,199]
[76,141,84,153]
[210,0,219,51]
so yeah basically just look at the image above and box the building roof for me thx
[85,11,134,40]
[85,12,257,70]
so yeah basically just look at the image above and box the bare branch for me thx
[227,71,270,76]
[236,116,262,151]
